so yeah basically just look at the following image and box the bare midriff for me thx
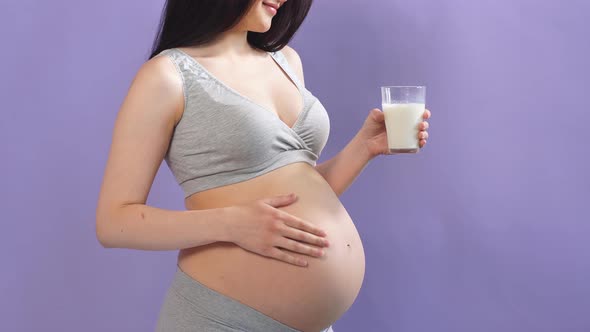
[177,161,365,332]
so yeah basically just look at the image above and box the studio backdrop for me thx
[1,0,588,331]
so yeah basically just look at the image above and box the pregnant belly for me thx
[177,162,366,332]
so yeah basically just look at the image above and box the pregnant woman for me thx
[96,0,431,331]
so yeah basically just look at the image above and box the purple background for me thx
[1,0,588,331]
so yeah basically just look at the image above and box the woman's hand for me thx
[223,193,329,267]
[358,108,431,159]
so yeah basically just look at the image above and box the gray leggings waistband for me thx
[156,265,334,332]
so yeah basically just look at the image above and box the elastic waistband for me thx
[171,265,301,332]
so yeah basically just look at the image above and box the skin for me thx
[96,0,431,330]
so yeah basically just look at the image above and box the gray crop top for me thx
[155,48,330,198]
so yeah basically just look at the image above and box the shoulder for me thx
[280,45,305,86]
[136,54,183,96]
[129,53,185,125]
[281,45,301,64]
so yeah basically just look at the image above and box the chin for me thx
[249,20,272,33]
[252,26,272,33]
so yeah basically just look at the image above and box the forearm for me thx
[96,203,229,251]
[315,132,373,196]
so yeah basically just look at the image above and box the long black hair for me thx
[149,0,313,59]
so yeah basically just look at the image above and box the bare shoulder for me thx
[281,45,305,87]
[96,54,185,212]
[129,55,185,125]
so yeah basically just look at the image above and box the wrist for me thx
[352,131,375,162]
[214,206,235,243]
[186,207,234,244]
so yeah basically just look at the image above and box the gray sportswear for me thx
[155,48,330,198]
[155,266,335,331]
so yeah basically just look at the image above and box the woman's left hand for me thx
[358,108,431,159]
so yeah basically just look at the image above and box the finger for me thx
[419,139,427,147]
[279,239,325,258]
[420,121,430,130]
[423,109,431,119]
[283,215,327,237]
[282,226,330,247]
[264,193,297,208]
[419,131,429,140]
[270,248,308,267]
[370,108,384,122]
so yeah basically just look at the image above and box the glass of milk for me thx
[381,86,426,153]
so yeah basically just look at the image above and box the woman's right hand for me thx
[223,193,329,267]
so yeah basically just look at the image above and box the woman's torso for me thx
[163,46,366,332]
[179,163,365,332]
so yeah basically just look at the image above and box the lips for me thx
[262,2,279,10]
[262,1,278,15]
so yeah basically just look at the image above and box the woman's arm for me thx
[282,46,431,196]
[282,46,373,196]
[97,203,229,251]
[96,53,331,262]
[314,133,373,196]
[96,56,230,250]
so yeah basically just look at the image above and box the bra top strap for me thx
[269,50,304,90]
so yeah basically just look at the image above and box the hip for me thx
[156,265,336,332]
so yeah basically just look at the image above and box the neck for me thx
[198,28,258,57]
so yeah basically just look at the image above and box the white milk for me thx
[382,103,424,152]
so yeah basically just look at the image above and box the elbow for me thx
[96,219,115,248]
[95,200,128,248]
[96,206,119,248]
